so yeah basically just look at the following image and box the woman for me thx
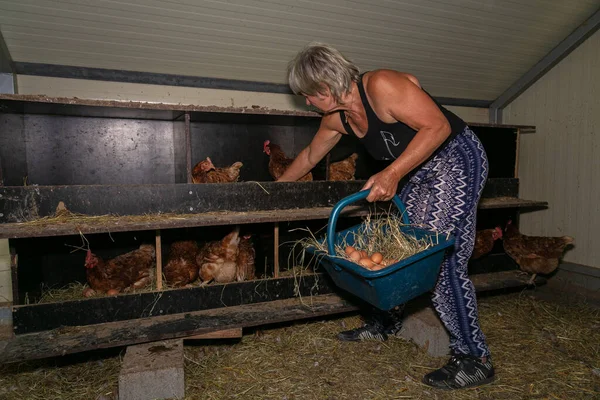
[281,43,494,390]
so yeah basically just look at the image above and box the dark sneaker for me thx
[338,305,405,342]
[383,319,403,337]
[423,354,495,390]
[337,321,389,342]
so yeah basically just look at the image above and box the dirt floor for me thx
[1,287,599,400]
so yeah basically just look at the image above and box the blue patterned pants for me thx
[400,126,490,357]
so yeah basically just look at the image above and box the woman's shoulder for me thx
[365,70,421,91]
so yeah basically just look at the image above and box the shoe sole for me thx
[422,375,496,390]
[336,335,387,342]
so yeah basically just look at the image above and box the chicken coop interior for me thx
[0,1,599,399]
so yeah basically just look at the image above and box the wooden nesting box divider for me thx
[0,94,546,363]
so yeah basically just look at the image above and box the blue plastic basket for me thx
[307,191,455,310]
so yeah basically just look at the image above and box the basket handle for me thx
[326,190,410,256]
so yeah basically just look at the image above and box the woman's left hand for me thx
[362,169,402,202]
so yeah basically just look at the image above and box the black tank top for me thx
[339,73,466,161]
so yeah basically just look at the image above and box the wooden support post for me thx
[156,230,163,290]
[10,247,18,305]
[515,128,521,178]
[274,222,280,278]
[185,112,192,184]
[0,154,4,186]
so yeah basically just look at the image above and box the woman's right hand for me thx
[361,168,402,202]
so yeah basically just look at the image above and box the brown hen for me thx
[192,157,243,183]
[503,220,574,284]
[263,140,312,181]
[328,153,358,181]
[471,227,503,260]
[197,227,241,284]
[84,244,155,297]
[236,234,256,281]
[163,240,200,287]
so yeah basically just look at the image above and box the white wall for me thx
[504,30,600,268]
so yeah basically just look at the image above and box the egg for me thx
[370,252,383,264]
[349,250,361,262]
[360,250,368,258]
[345,246,356,255]
[382,259,396,266]
[358,258,375,269]
[371,264,384,271]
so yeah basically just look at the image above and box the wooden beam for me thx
[0,206,368,240]
[478,197,547,209]
[0,93,537,130]
[185,327,242,340]
[470,270,546,291]
[12,274,335,334]
[0,178,520,239]
[491,8,600,111]
[1,269,545,363]
[0,294,357,363]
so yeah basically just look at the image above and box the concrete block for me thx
[119,339,185,400]
[400,301,450,358]
[0,306,12,340]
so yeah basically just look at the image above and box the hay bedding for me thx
[1,292,599,400]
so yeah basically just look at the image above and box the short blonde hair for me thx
[287,43,360,103]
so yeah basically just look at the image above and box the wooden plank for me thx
[1,269,545,363]
[0,178,518,239]
[470,270,546,291]
[0,206,368,239]
[0,197,546,240]
[12,274,337,334]
[478,197,548,209]
[0,94,537,131]
[0,181,367,223]
[185,327,242,340]
[0,294,358,364]
[0,94,318,119]
[469,122,536,132]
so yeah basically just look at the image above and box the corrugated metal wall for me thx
[504,30,600,268]
[1,0,598,100]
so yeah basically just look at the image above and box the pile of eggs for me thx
[344,246,396,271]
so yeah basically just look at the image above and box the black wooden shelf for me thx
[0,197,547,239]
[0,206,368,239]
[0,269,545,363]
[478,197,547,209]
[0,94,536,132]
